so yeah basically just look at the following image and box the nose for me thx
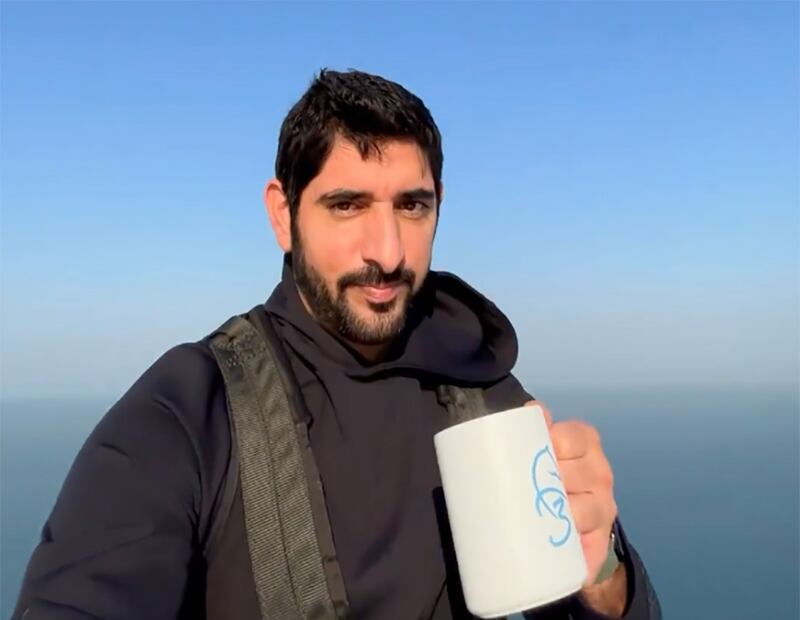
[360,204,405,274]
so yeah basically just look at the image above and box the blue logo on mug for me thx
[532,446,572,547]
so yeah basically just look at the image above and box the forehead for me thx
[307,137,433,195]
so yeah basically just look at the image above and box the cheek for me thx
[402,222,435,277]
[301,219,361,282]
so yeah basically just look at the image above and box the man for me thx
[14,69,660,619]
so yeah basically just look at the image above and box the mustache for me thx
[337,264,416,293]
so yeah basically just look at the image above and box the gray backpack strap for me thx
[435,385,489,425]
[208,314,348,620]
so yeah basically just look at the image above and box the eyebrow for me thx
[397,188,436,204]
[316,187,436,205]
[317,189,372,205]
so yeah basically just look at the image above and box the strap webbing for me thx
[209,316,339,620]
[435,385,488,424]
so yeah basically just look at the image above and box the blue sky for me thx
[1,1,797,398]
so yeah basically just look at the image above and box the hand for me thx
[525,401,618,586]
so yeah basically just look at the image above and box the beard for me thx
[291,237,417,346]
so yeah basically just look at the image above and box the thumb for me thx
[524,399,553,428]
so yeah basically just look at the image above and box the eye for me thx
[399,200,430,215]
[329,201,359,214]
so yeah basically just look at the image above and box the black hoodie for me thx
[13,262,660,620]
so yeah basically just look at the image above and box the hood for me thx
[264,255,519,385]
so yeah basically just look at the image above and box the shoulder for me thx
[137,340,227,432]
[85,338,233,517]
[14,340,234,618]
[483,373,535,413]
[107,340,227,445]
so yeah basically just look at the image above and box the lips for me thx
[358,283,404,304]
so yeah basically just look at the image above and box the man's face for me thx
[291,137,438,346]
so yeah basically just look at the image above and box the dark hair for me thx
[275,69,443,215]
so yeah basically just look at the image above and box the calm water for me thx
[2,386,798,618]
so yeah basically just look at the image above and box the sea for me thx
[1,385,798,619]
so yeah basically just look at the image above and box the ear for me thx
[264,178,292,253]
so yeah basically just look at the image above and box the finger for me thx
[524,399,553,428]
[558,458,597,495]
[551,420,600,461]
[558,452,614,495]
[567,492,606,535]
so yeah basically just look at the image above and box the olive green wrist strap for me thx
[594,531,621,584]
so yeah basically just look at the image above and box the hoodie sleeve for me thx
[563,519,662,620]
[11,344,221,620]
[484,374,662,620]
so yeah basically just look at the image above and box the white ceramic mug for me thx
[434,405,588,619]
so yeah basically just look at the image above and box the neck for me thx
[348,341,391,364]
